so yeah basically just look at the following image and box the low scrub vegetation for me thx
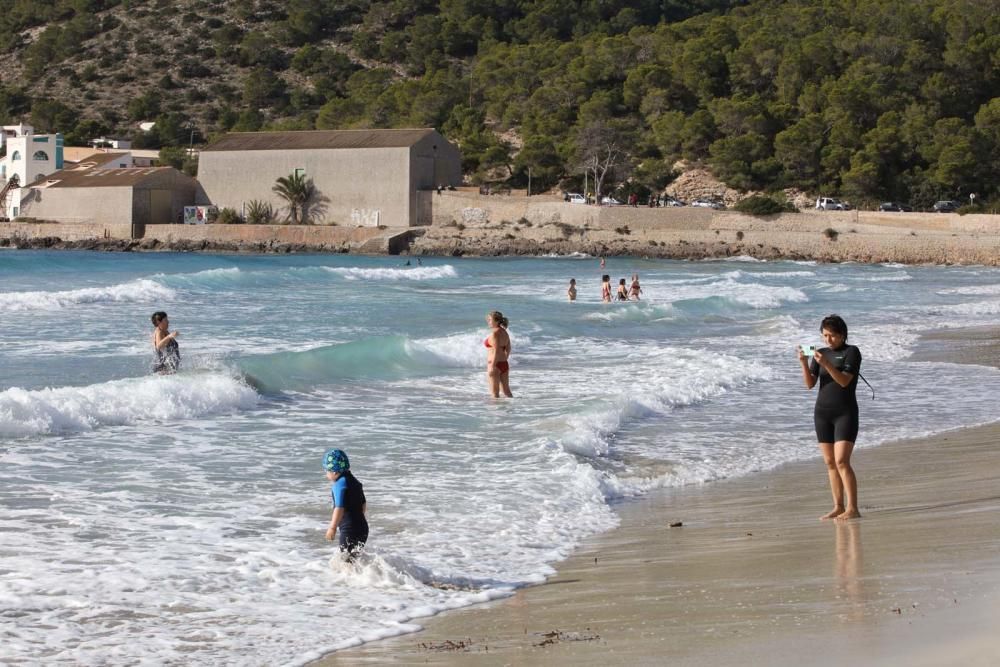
[733,195,797,216]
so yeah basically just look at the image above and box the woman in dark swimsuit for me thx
[151,311,181,374]
[485,310,512,398]
[616,278,629,301]
[798,314,863,521]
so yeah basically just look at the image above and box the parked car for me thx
[565,193,587,204]
[932,200,960,213]
[601,196,623,206]
[878,202,912,212]
[816,197,851,211]
[691,198,724,209]
[663,196,686,207]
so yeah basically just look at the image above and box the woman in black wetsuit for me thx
[151,311,181,374]
[798,314,862,521]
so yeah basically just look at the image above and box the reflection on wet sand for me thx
[834,521,865,621]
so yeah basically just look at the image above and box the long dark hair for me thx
[151,311,168,326]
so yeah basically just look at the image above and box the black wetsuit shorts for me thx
[814,408,859,444]
[339,526,369,560]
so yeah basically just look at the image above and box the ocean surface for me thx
[2,250,999,665]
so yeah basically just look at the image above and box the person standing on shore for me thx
[798,314,863,521]
[485,311,513,398]
[601,275,612,302]
[151,311,180,374]
[323,448,368,561]
[567,278,577,302]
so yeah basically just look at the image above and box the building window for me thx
[11,151,20,161]
[33,150,49,161]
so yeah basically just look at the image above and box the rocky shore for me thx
[3,205,999,264]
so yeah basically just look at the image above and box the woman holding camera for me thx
[798,314,862,521]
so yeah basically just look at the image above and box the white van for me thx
[816,197,851,211]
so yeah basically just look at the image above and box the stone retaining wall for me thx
[139,224,387,245]
[0,221,133,241]
[419,191,998,234]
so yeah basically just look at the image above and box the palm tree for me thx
[272,172,317,224]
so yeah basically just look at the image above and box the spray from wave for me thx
[0,279,175,312]
[0,373,258,437]
[323,265,457,281]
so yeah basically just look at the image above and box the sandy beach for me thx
[317,327,1000,666]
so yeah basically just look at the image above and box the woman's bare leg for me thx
[834,441,860,520]
[487,370,500,398]
[819,442,845,519]
[499,372,513,398]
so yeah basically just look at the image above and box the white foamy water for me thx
[0,372,258,437]
[3,252,1000,665]
[0,278,175,312]
[324,265,458,281]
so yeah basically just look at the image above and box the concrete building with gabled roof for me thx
[196,128,462,227]
[18,166,198,230]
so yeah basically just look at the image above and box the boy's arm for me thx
[325,507,344,541]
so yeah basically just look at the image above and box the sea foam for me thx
[0,373,258,437]
[0,279,175,312]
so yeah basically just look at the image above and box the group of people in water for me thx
[149,280,865,562]
[565,274,643,302]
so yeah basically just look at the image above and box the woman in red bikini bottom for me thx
[485,310,513,398]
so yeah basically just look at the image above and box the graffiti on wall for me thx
[351,208,381,227]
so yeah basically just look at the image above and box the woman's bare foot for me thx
[834,509,861,521]
[821,507,845,520]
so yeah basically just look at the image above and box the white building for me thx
[1,124,65,219]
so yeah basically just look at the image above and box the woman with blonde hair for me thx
[484,310,513,398]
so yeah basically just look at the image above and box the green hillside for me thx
[2,0,998,208]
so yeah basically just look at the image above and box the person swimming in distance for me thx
[601,275,612,302]
[567,278,577,302]
[151,311,180,374]
[616,278,629,301]
[798,314,863,521]
[485,310,513,398]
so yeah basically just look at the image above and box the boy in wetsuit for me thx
[323,449,369,560]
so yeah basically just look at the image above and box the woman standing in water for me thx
[485,310,513,398]
[798,314,862,521]
[151,311,181,374]
[601,275,612,302]
[616,278,629,301]
[629,274,642,300]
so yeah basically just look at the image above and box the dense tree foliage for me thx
[1,0,998,205]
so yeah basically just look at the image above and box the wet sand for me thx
[316,328,1000,666]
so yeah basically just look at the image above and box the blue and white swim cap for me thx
[323,448,350,473]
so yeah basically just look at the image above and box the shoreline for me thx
[3,205,999,264]
[314,326,1000,666]
[2,235,998,266]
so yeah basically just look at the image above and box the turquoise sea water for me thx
[2,250,1000,665]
